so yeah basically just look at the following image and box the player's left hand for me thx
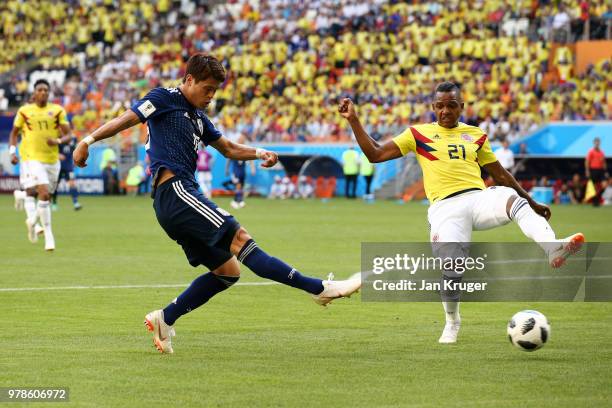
[259,150,278,168]
[531,202,551,220]
[47,138,61,146]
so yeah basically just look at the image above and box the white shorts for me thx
[20,160,61,193]
[427,186,517,243]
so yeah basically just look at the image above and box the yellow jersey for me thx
[393,122,498,203]
[14,103,69,164]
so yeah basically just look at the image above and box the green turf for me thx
[1,196,611,407]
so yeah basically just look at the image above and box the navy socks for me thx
[238,240,324,295]
[163,272,239,325]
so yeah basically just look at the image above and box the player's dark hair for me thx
[434,81,460,96]
[184,54,226,83]
[34,79,50,89]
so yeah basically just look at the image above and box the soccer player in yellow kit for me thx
[9,79,72,251]
[339,82,584,344]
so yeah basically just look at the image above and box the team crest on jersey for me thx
[461,134,473,142]
[433,134,441,140]
[48,111,54,116]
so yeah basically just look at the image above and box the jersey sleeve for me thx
[392,127,416,156]
[13,108,25,129]
[476,135,498,166]
[200,115,222,145]
[130,88,172,122]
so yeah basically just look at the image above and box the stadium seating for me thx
[0,0,609,144]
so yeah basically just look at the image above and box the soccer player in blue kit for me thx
[52,136,82,211]
[73,54,361,353]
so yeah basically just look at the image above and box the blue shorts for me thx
[231,172,245,186]
[153,177,240,270]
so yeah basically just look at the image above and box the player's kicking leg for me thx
[503,194,584,267]
[230,227,361,306]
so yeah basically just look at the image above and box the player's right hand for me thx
[338,98,356,120]
[10,154,18,165]
[73,142,89,168]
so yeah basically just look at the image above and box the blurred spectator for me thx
[585,137,608,207]
[519,143,529,155]
[100,146,119,195]
[125,162,146,195]
[297,176,314,199]
[268,175,285,199]
[0,89,8,112]
[360,152,375,200]
[569,173,585,203]
[555,183,576,205]
[282,177,295,199]
[602,177,612,206]
[342,146,359,198]
[494,140,515,171]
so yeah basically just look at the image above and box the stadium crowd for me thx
[0,0,610,144]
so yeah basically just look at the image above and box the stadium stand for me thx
[0,0,609,145]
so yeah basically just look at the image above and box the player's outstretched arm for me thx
[338,98,402,163]
[210,136,278,168]
[484,161,551,220]
[73,110,141,168]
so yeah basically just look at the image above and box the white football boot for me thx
[25,219,38,243]
[44,230,55,252]
[549,233,585,268]
[312,274,362,306]
[144,310,176,354]
[438,319,461,344]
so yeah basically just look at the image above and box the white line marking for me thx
[0,281,280,292]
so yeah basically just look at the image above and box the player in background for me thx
[9,79,73,251]
[73,54,360,354]
[196,144,213,197]
[224,157,255,209]
[585,137,608,207]
[339,81,584,344]
[51,135,82,211]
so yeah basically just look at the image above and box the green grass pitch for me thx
[1,195,611,407]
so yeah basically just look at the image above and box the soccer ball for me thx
[507,310,550,352]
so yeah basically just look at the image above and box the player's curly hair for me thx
[184,54,226,83]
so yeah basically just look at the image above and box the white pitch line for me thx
[0,281,280,293]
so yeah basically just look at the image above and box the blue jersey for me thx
[131,87,222,183]
[231,160,246,178]
[59,137,77,171]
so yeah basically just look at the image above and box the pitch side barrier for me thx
[361,242,611,301]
